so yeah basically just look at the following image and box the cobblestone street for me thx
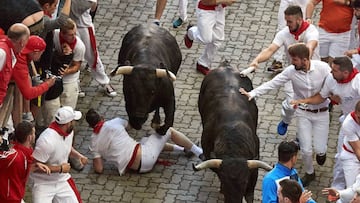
[25,0,341,202]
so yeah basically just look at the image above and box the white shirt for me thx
[31,128,74,184]
[249,60,331,109]
[90,118,138,175]
[53,30,85,83]
[273,24,320,63]
[340,113,360,160]
[320,73,360,115]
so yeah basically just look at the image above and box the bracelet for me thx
[59,165,63,173]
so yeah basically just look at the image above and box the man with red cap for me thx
[12,35,56,124]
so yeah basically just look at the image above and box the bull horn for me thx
[156,69,176,81]
[110,66,134,77]
[247,160,273,171]
[192,159,222,171]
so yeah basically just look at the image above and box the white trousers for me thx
[32,179,81,203]
[187,5,225,68]
[341,158,360,187]
[139,130,171,173]
[331,119,346,190]
[318,27,351,58]
[296,109,329,174]
[42,81,79,126]
[77,26,110,85]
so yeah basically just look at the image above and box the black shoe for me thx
[316,153,326,165]
[301,172,315,187]
[183,148,194,158]
[267,60,283,72]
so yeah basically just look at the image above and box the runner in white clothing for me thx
[31,106,88,203]
[339,101,360,187]
[291,56,360,190]
[240,43,331,187]
[248,5,319,136]
[85,109,204,175]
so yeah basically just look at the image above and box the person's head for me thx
[284,5,303,32]
[278,179,302,203]
[278,140,300,166]
[54,106,82,133]
[351,0,360,19]
[352,100,360,124]
[60,18,77,44]
[38,0,59,16]
[22,35,46,61]
[7,23,31,53]
[288,43,310,71]
[330,56,354,82]
[14,121,35,146]
[85,108,103,128]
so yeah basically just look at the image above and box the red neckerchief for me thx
[59,33,77,50]
[49,121,70,137]
[93,120,105,134]
[351,111,359,124]
[13,142,34,163]
[44,10,52,18]
[338,68,359,84]
[290,20,310,40]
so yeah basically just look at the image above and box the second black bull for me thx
[193,61,272,203]
[110,24,182,135]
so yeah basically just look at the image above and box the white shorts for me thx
[32,178,82,203]
[318,27,350,58]
[139,131,171,173]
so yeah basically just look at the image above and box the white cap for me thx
[55,106,82,124]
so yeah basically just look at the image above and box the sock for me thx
[190,145,203,157]
[173,144,184,152]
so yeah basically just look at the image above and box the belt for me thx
[343,144,354,154]
[298,107,328,113]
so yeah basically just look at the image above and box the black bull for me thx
[194,62,272,203]
[110,24,182,135]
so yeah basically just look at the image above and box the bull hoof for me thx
[155,125,168,135]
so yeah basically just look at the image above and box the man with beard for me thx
[0,121,50,203]
[246,5,319,137]
[240,43,331,187]
[30,106,88,203]
[291,56,360,190]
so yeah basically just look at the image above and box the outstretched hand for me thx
[299,190,313,203]
[239,88,253,101]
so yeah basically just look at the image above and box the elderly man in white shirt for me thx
[240,43,331,187]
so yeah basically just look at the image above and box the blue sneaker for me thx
[277,120,288,136]
[172,18,184,28]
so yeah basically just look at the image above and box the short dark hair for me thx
[332,56,353,72]
[279,179,302,203]
[278,140,300,163]
[14,121,34,144]
[86,108,101,128]
[288,43,310,60]
[284,5,303,19]
[38,0,57,7]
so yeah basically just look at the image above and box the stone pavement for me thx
[24,0,340,202]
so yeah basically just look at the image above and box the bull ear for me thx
[110,66,133,77]
[155,69,176,81]
[247,160,272,171]
[193,159,222,171]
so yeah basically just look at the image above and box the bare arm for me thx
[250,43,279,69]
[291,93,326,106]
[306,40,318,59]
[306,0,320,23]
[93,157,104,174]
[69,147,88,166]
[59,61,82,76]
